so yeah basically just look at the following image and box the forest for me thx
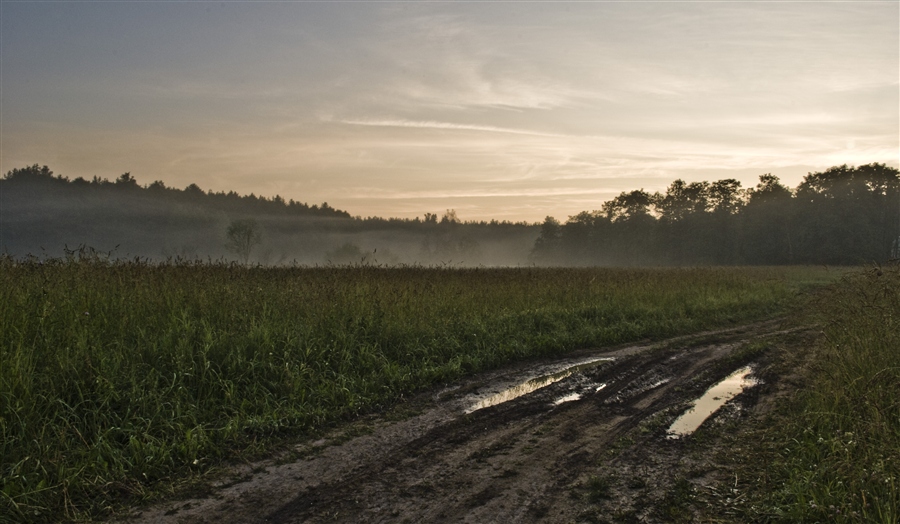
[2,162,897,266]
[533,163,900,266]
[0,166,537,266]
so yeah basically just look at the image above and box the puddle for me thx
[552,383,607,406]
[465,357,614,413]
[553,393,582,405]
[666,366,758,439]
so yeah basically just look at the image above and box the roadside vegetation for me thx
[736,264,899,523]
[0,256,829,523]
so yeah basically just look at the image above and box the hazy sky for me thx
[2,1,897,222]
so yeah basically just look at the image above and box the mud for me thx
[122,319,806,524]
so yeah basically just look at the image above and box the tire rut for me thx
[125,319,799,524]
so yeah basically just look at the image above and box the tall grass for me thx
[0,256,827,522]
[752,265,900,522]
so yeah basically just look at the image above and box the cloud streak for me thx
[337,119,560,137]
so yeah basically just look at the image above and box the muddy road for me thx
[126,320,808,524]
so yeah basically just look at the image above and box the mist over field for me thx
[0,167,539,266]
[3,162,897,267]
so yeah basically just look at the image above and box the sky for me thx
[1,1,898,223]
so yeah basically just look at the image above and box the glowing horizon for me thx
[2,2,897,223]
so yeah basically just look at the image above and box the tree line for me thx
[4,163,896,265]
[531,163,900,266]
[1,165,538,264]
[1,165,536,230]
[1,164,352,219]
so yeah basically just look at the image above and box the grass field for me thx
[0,257,832,522]
[738,265,900,523]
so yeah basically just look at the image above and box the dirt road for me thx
[125,320,807,524]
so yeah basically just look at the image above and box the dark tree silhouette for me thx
[532,164,899,266]
[225,219,262,264]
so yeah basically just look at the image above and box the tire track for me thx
[127,319,800,524]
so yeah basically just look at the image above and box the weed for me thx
[656,477,695,522]
[613,508,640,524]
[575,508,609,523]
[586,474,615,502]
[626,477,647,490]
[606,435,636,457]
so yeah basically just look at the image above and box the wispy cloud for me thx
[343,186,615,200]
[337,119,560,137]
[367,10,586,111]
[2,1,896,223]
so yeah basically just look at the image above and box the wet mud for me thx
[123,319,806,524]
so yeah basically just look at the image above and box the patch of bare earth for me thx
[120,320,811,524]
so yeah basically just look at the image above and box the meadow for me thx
[0,256,831,522]
[740,265,900,523]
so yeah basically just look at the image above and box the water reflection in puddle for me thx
[552,383,607,406]
[553,393,582,405]
[666,366,757,439]
[466,357,614,413]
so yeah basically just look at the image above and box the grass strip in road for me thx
[0,259,830,522]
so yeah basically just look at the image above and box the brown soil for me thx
[121,319,811,524]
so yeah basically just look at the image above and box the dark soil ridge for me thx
[122,319,808,524]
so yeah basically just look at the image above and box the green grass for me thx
[585,474,615,502]
[740,265,900,523]
[0,257,829,522]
